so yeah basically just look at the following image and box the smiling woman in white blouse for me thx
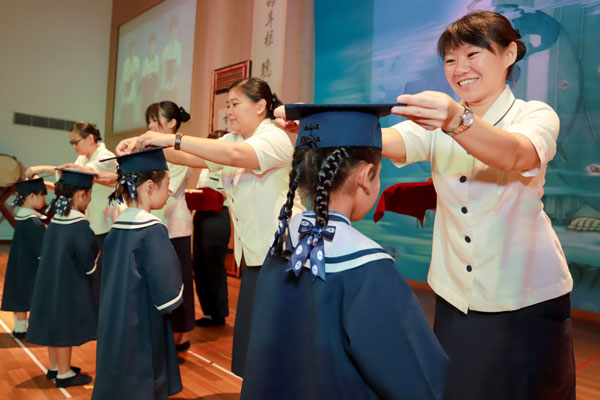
[116,77,304,378]
[380,11,574,400]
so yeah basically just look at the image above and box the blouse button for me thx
[460,176,467,183]
[465,236,471,243]
[461,207,468,214]
[466,265,472,272]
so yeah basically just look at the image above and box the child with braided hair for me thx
[241,105,448,400]
[26,169,99,388]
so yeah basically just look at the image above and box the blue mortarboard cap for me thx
[16,178,46,195]
[285,104,399,149]
[57,169,96,189]
[101,146,168,174]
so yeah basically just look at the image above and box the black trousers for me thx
[434,293,575,400]
[231,262,260,378]
[192,207,231,320]
[170,236,195,333]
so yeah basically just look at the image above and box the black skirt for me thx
[434,293,575,400]
[231,264,261,377]
[170,236,195,333]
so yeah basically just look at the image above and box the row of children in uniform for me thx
[2,148,186,398]
[2,102,448,399]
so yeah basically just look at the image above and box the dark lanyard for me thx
[492,98,517,127]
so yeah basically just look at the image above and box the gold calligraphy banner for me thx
[251,0,288,95]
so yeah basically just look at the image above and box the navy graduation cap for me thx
[285,104,400,150]
[101,147,168,204]
[15,178,46,196]
[102,146,168,174]
[57,168,96,189]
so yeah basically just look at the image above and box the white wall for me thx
[0,0,113,239]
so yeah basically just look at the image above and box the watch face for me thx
[463,109,474,127]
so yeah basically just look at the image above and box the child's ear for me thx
[145,179,154,194]
[72,190,84,204]
[81,189,92,202]
[356,163,375,195]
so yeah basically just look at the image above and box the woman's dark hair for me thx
[437,11,526,82]
[145,101,190,132]
[228,77,283,119]
[72,121,102,142]
[271,146,381,256]
[109,170,167,204]
[49,181,90,216]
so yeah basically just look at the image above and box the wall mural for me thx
[314,0,600,311]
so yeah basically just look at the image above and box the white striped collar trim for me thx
[51,209,88,225]
[155,284,184,311]
[15,208,45,221]
[111,207,164,230]
[288,213,394,274]
[301,210,351,225]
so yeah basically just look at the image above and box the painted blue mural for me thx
[314,0,600,311]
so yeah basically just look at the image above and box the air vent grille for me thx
[14,112,79,131]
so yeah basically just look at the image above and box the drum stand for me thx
[0,185,16,228]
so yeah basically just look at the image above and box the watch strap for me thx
[174,133,183,150]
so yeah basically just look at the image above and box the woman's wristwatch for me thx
[174,133,183,150]
[444,105,474,137]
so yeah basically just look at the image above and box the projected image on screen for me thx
[113,0,196,133]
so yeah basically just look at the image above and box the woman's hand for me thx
[25,165,55,178]
[95,172,118,187]
[392,91,463,132]
[136,131,173,150]
[116,136,139,155]
[274,105,300,135]
[25,166,39,178]
[57,162,80,171]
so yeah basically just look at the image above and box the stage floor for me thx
[0,242,598,399]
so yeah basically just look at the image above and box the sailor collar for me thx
[15,207,45,221]
[111,207,164,230]
[52,209,88,225]
[288,211,393,274]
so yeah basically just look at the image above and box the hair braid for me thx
[314,147,349,227]
[271,150,306,257]
[284,151,305,218]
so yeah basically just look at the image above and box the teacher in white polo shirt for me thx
[381,11,574,400]
[26,122,122,310]
[117,77,304,378]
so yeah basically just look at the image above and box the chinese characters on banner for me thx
[251,0,288,95]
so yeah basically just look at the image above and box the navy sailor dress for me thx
[26,209,99,346]
[241,211,448,400]
[1,208,46,312]
[92,207,183,400]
